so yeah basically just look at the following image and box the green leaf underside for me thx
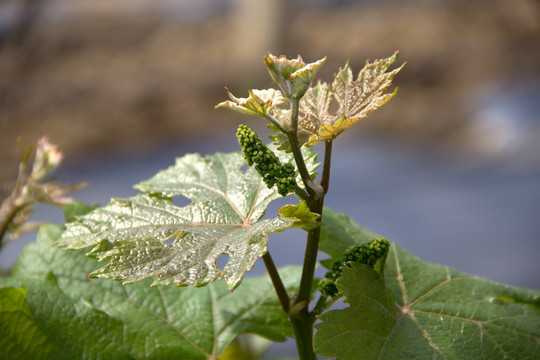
[315,208,540,360]
[56,148,318,289]
[0,225,302,360]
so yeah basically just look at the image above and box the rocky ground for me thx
[1,0,539,181]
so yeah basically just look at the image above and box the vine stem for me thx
[289,139,333,360]
[296,140,332,304]
[0,154,30,247]
[265,113,286,133]
[263,95,334,359]
[321,141,332,194]
[0,200,18,249]
[287,99,315,197]
[262,251,290,313]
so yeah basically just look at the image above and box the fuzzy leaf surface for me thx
[215,88,286,118]
[299,52,404,146]
[56,149,317,289]
[1,224,301,360]
[315,208,540,359]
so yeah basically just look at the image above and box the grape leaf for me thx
[299,52,404,146]
[277,201,321,230]
[56,148,318,289]
[315,209,540,359]
[215,88,286,118]
[1,224,302,360]
[0,286,66,360]
[319,207,380,261]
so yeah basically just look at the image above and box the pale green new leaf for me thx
[1,224,302,359]
[288,57,326,98]
[277,201,320,230]
[264,54,326,98]
[298,81,333,135]
[299,52,404,146]
[267,122,312,153]
[56,149,317,289]
[315,208,540,360]
[216,88,286,118]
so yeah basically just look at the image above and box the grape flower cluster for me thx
[318,237,390,297]
[342,237,390,267]
[237,124,298,196]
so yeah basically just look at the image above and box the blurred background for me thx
[1,0,539,305]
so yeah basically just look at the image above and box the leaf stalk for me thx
[265,113,286,133]
[262,251,290,314]
[286,99,316,198]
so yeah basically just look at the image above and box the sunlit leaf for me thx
[56,149,318,289]
[216,88,286,118]
[298,52,404,146]
[298,81,333,135]
[264,54,326,98]
[277,201,320,230]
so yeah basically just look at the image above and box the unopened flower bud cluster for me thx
[342,237,389,267]
[319,238,390,297]
[237,124,297,196]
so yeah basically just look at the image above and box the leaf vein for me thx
[55,274,210,357]
[392,248,408,305]
[412,309,540,340]
[478,323,509,358]
[215,283,276,338]
[407,312,447,360]
[376,310,404,360]
[408,275,471,307]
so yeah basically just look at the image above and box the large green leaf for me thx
[315,208,540,359]
[0,224,301,360]
[56,149,317,289]
[0,286,66,360]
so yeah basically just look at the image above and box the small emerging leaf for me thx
[264,54,326,98]
[216,88,286,118]
[299,52,404,146]
[31,137,63,181]
[278,201,320,230]
[1,137,84,244]
[267,123,312,153]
